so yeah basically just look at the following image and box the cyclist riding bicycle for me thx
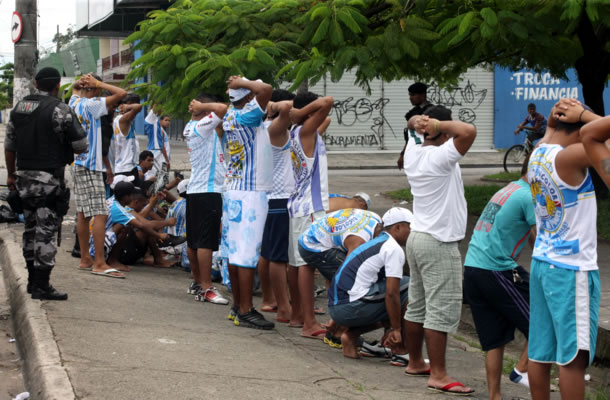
[514,103,547,143]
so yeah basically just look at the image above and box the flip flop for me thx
[405,368,431,377]
[427,382,475,396]
[300,329,327,340]
[91,268,125,279]
[77,265,92,271]
[289,323,304,328]
[314,307,325,315]
[276,317,289,323]
[261,305,278,313]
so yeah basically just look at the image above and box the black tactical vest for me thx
[10,94,72,171]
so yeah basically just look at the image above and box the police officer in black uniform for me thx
[4,67,88,300]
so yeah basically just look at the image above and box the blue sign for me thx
[494,66,610,149]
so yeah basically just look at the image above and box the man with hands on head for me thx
[70,73,127,278]
[113,94,142,182]
[580,115,610,188]
[183,94,229,305]
[222,75,275,329]
[403,106,476,395]
[527,98,601,400]
[287,92,334,338]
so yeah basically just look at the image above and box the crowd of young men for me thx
[5,66,606,399]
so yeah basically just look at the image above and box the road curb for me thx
[0,236,76,400]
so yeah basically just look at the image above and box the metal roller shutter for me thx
[308,67,494,152]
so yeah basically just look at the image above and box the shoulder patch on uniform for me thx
[16,100,40,114]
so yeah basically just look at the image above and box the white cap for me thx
[110,174,135,189]
[382,207,413,226]
[177,179,189,195]
[353,192,371,209]
[228,77,252,102]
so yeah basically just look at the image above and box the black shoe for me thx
[157,235,187,250]
[71,248,81,258]
[31,285,68,301]
[235,308,275,330]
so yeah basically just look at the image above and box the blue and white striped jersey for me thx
[165,197,186,236]
[184,113,226,194]
[70,95,108,171]
[144,110,164,150]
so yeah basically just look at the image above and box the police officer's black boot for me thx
[31,269,68,301]
[26,261,34,294]
[71,234,81,258]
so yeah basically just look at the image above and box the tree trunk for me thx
[575,11,610,199]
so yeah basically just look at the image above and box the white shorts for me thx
[288,211,325,266]
[222,190,268,268]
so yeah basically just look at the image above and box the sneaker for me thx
[314,285,326,298]
[227,305,239,321]
[235,308,275,330]
[187,281,201,295]
[324,331,342,349]
[390,353,410,367]
[360,340,391,358]
[158,235,187,250]
[195,287,229,305]
[510,368,530,388]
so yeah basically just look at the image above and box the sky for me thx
[0,0,77,65]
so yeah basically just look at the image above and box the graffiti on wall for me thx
[427,81,487,124]
[325,97,395,148]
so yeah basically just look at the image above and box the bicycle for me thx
[503,130,535,173]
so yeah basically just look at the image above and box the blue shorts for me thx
[329,277,409,328]
[528,259,600,366]
[298,244,346,281]
[260,199,289,263]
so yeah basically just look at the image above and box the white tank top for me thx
[264,121,295,199]
[288,125,329,217]
[528,144,598,271]
[113,114,140,173]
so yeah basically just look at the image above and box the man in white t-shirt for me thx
[113,94,142,182]
[403,106,476,395]
[183,94,229,306]
[328,208,412,359]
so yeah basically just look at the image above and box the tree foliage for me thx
[125,0,610,117]
[0,63,14,110]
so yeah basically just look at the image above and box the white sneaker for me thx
[199,287,229,305]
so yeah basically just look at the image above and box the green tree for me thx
[0,63,14,109]
[52,25,76,52]
[125,0,609,117]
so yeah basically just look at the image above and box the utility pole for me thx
[13,0,37,107]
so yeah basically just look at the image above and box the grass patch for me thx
[386,188,413,202]
[482,171,521,181]
[502,356,517,376]
[386,187,610,240]
[586,384,610,400]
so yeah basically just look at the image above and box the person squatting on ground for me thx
[297,208,382,342]
[580,114,610,188]
[5,67,88,300]
[403,105,476,395]
[70,73,127,278]
[328,208,412,360]
[88,181,175,276]
[463,157,536,400]
[222,76,275,329]
[287,92,334,336]
[527,98,601,400]
[183,94,229,305]
[257,89,296,323]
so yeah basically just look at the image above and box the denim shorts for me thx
[329,277,410,327]
[298,244,346,280]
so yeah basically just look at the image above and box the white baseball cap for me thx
[382,207,413,226]
[110,174,135,189]
[354,192,371,209]
[177,179,189,195]
[228,77,252,102]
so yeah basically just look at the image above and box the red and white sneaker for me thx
[195,287,229,305]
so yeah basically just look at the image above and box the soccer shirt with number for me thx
[69,95,108,171]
